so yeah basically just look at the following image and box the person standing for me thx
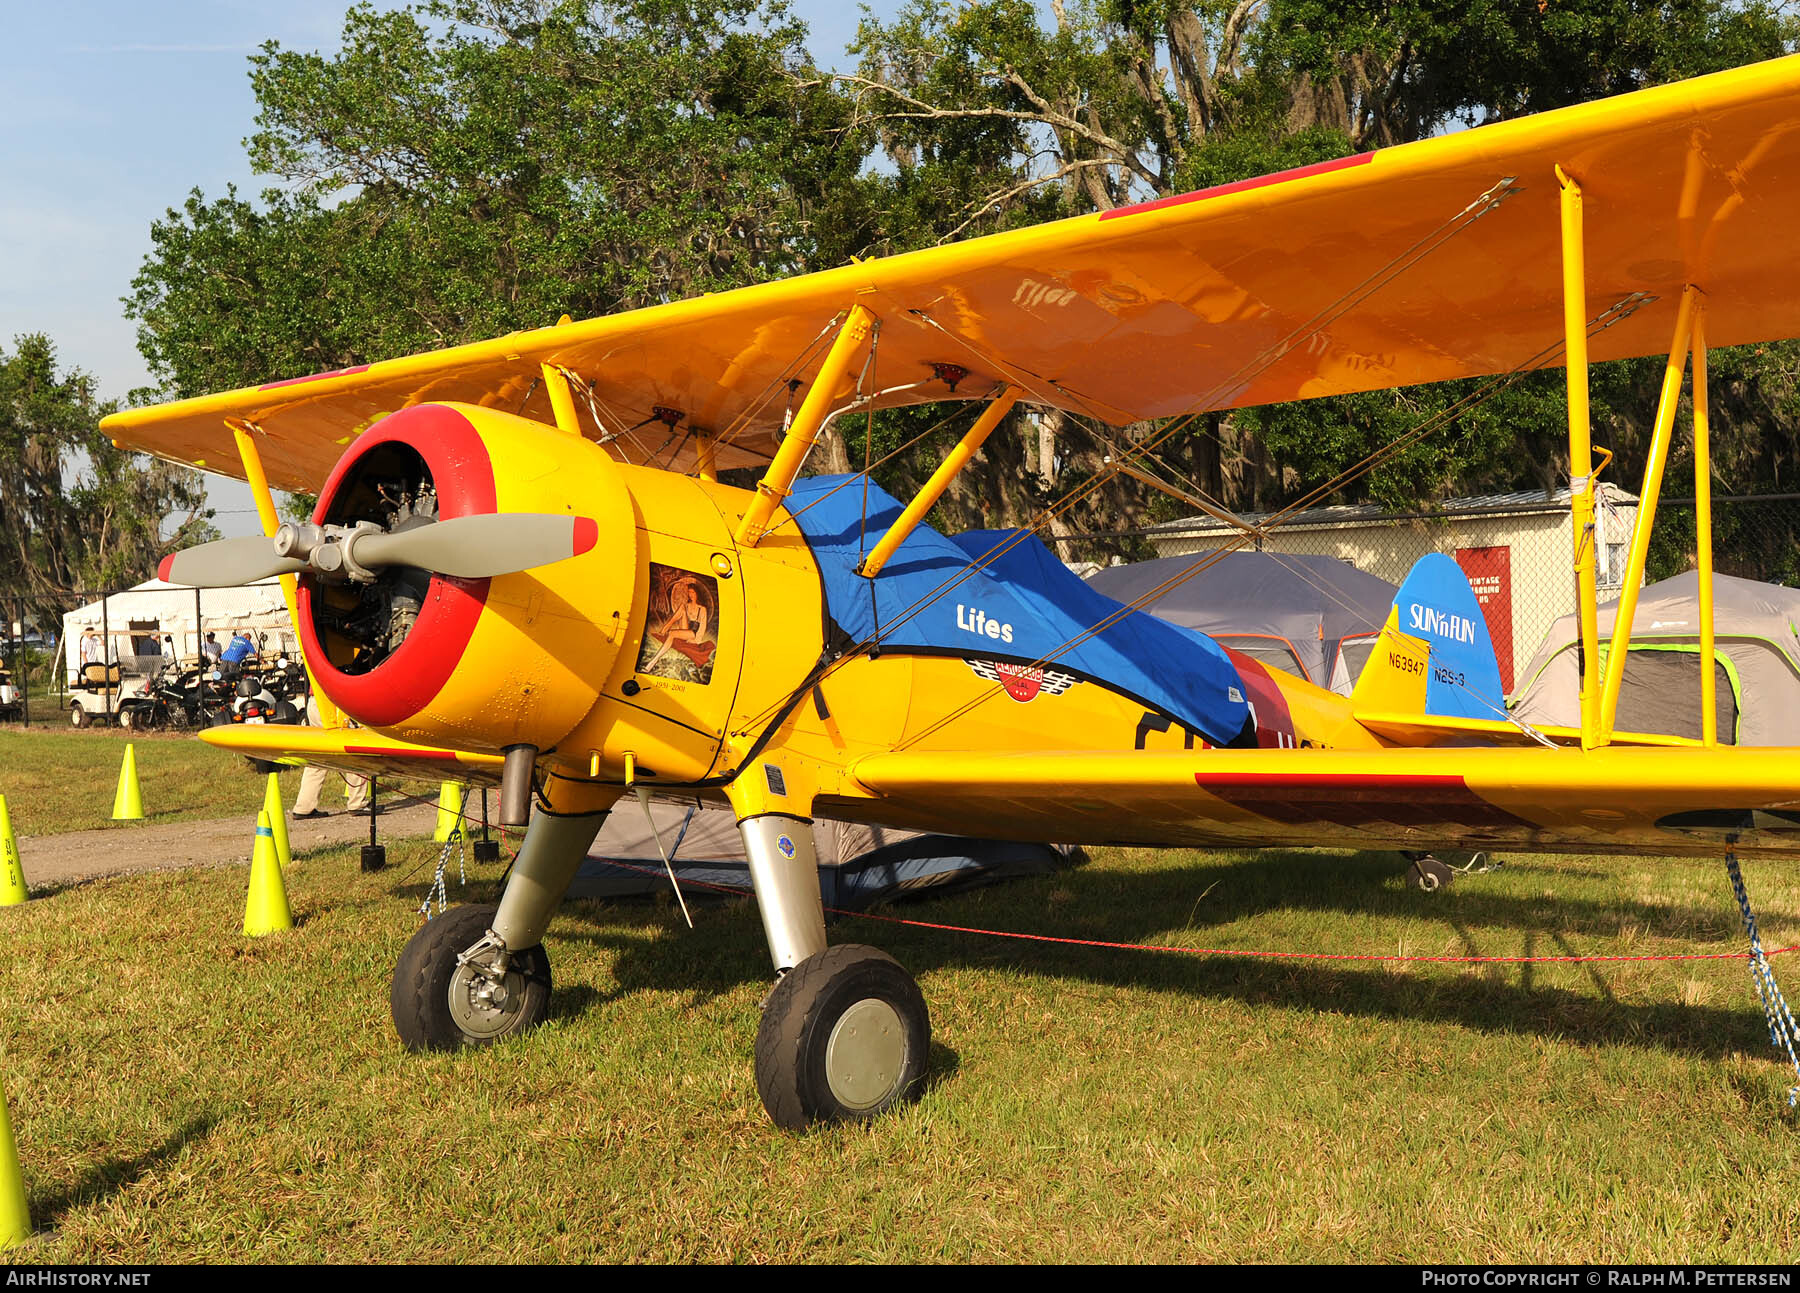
[292,694,371,818]
[78,629,100,668]
[220,631,255,666]
[202,632,222,665]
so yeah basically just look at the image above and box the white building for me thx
[61,578,297,679]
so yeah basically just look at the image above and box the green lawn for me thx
[0,837,1795,1261]
[0,727,298,835]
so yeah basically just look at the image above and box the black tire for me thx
[754,944,930,1130]
[390,903,551,1051]
[70,704,89,729]
[1405,854,1455,893]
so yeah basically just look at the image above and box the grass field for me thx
[0,834,1796,1262]
[0,726,298,835]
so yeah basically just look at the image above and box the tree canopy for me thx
[125,0,1800,553]
[0,335,212,632]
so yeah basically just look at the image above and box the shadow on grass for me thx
[33,1115,218,1228]
[547,848,1791,1063]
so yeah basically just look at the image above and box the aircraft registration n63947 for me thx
[108,53,1800,1128]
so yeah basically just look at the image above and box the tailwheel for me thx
[1403,852,1456,893]
[754,944,930,1130]
[390,903,551,1050]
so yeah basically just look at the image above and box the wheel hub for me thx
[823,997,907,1111]
[447,958,526,1039]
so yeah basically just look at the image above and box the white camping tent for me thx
[1510,571,1800,745]
[571,798,1076,910]
[61,578,296,680]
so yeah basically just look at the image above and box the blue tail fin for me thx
[1383,553,1506,720]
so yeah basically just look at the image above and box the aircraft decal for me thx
[1194,770,1533,832]
[963,658,1079,703]
[637,563,721,685]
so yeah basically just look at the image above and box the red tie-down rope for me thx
[560,854,1800,966]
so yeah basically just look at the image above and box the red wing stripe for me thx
[1099,153,1374,221]
[343,745,457,761]
[260,364,371,391]
[1195,770,1531,831]
[1198,772,1465,789]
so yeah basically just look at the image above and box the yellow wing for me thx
[106,55,1800,489]
[844,745,1800,860]
[203,724,503,787]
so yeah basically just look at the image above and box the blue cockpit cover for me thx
[784,476,1251,746]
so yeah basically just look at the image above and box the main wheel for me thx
[754,944,930,1130]
[390,903,551,1051]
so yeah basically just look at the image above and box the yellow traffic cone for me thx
[0,797,25,907]
[111,743,144,821]
[261,773,292,871]
[0,1076,29,1248]
[243,811,293,937]
[433,781,465,843]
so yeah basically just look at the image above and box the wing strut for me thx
[1556,165,1605,750]
[856,386,1019,578]
[225,418,343,729]
[1596,284,1700,744]
[737,304,876,547]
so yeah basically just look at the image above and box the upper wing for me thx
[105,55,1800,490]
[202,724,503,786]
[845,745,1800,860]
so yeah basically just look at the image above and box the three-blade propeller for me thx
[159,514,598,588]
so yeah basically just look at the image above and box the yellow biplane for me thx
[107,54,1800,1127]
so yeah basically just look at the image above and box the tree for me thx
[0,335,213,633]
[128,0,872,399]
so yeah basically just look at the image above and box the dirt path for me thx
[15,801,442,890]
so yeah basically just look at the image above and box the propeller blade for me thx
[158,538,304,588]
[351,514,598,579]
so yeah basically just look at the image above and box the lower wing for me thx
[845,746,1800,859]
[202,725,504,786]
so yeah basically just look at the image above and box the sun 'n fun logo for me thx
[964,658,1079,703]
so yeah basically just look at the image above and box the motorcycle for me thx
[229,667,302,726]
[117,661,206,731]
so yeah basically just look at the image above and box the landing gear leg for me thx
[739,814,930,1128]
[390,794,611,1050]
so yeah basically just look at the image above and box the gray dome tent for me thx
[1085,551,1400,694]
[570,799,1076,910]
[1509,571,1800,745]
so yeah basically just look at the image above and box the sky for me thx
[0,1,880,536]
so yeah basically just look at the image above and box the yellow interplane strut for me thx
[857,386,1019,579]
[1556,164,1605,750]
[226,419,342,728]
[1598,284,1700,745]
[736,304,875,547]
[1692,304,1718,746]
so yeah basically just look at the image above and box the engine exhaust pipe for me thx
[499,743,538,828]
